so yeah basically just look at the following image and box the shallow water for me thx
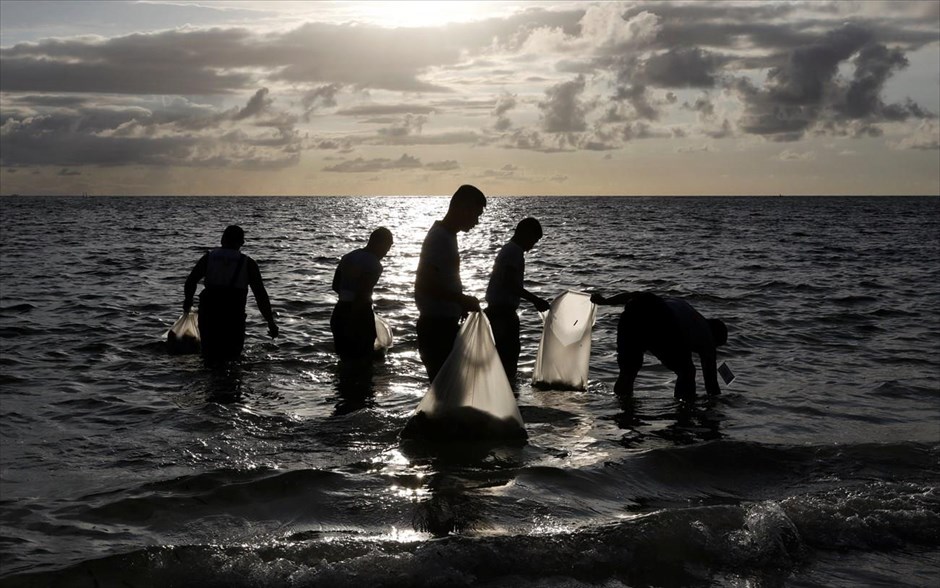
[1,195,938,586]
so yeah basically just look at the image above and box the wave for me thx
[5,479,936,587]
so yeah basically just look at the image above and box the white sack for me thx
[402,312,526,441]
[532,291,596,390]
[374,313,394,352]
[166,311,201,355]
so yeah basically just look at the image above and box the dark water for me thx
[1,195,938,587]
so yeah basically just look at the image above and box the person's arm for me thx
[416,263,479,312]
[247,258,279,338]
[183,255,208,312]
[331,263,341,295]
[590,291,635,306]
[700,348,721,396]
[492,258,547,311]
[519,286,550,312]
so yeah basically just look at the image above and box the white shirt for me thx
[415,221,462,318]
[485,240,525,310]
[335,249,382,303]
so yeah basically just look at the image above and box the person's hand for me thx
[590,292,606,305]
[268,322,279,339]
[183,299,193,313]
[534,297,551,313]
[460,294,481,313]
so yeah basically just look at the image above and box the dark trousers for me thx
[330,302,377,360]
[484,307,520,383]
[416,315,460,384]
[617,292,695,399]
[198,305,246,362]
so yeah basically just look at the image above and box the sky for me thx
[1,0,938,196]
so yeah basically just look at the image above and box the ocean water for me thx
[0,195,938,587]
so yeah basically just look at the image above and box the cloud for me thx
[323,153,453,173]
[376,114,428,138]
[891,120,940,150]
[638,47,726,88]
[539,75,589,133]
[778,149,814,161]
[336,104,437,117]
[425,160,460,171]
[614,84,658,120]
[492,92,517,130]
[481,164,519,178]
[0,90,303,169]
[233,88,272,120]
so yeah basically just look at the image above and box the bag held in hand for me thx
[402,312,526,441]
[532,290,596,390]
[166,311,201,355]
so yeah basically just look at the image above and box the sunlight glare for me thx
[348,1,493,28]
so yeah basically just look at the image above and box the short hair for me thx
[708,319,728,347]
[449,184,486,211]
[368,226,393,248]
[514,217,543,240]
[221,225,245,247]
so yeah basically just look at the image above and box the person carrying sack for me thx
[183,225,278,363]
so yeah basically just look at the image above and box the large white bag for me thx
[402,312,526,441]
[374,313,394,352]
[532,291,596,390]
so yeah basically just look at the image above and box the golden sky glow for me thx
[1,1,938,196]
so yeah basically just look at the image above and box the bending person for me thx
[184,225,278,363]
[484,217,550,383]
[414,184,486,383]
[591,291,727,400]
[331,227,393,360]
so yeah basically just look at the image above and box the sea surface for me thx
[1,195,938,587]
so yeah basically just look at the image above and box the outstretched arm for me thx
[591,291,636,306]
[248,259,279,338]
[520,287,550,312]
[493,264,549,311]
[183,255,208,312]
[700,349,720,396]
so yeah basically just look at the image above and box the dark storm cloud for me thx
[730,23,934,141]
[233,88,272,120]
[638,48,726,88]
[839,44,915,120]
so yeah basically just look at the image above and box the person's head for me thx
[221,225,245,249]
[708,318,728,347]
[367,226,394,258]
[512,217,543,251]
[446,184,486,232]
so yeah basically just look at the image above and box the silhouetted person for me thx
[184,225,278,363]
[484,217,550,383]
[591,291,727,400]
[331,227,393,360]
[414,184,486,382]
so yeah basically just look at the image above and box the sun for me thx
[345,1,497,28]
